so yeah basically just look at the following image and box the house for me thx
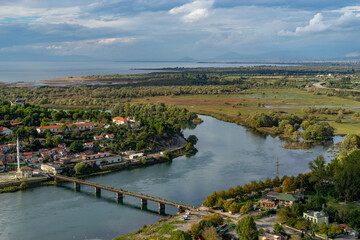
[303,211,329,226]
[0,153,5,161]
[0,161,6,172]
[58,143,66,148]
[112,117,139,126]
[93,135,104,141]
[10,121,23,127]
[105,134,115,139]
[11,99,25,106]
[339,224,359,237]
[0,127,13,135]
[80,152,122,166]
[83,142,94,149]
[129,153,144,160]
[259,192,279,208]
[36,122,96,133]
[41,163,62,175]
[259,233,286,240]
[19,166,33,178]
[277,193,302,207]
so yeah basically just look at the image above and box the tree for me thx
[203,192,218,207]
[70,141,83,153]
[308,155,328,191]
[334,163,360,202]
[20,182,28,190]
[273,223,285,235]
[301,122,334,141]
[229,202,240,213]
[202,227,221,240]
[341,134,360,150]
[240,201,253,214]
[74,162,85,175]
[282,176,296,192]
[187,135,198,145]
[235,216,258,240]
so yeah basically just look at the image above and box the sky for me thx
[0,0,360,61]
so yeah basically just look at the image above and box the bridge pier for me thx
[116,192,123,200]
[95,187,101,195]
[158,203,165,214]
[141,199,147,210]
[74,182,81,191]
[177,206,185,213]
[116,193,123,203]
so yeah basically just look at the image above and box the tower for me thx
[275,158,279,178]
[16,137,22,177]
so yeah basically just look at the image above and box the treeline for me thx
[301,107,352,115]
[157,65,358,76]
[245,112,334,141]
[325,77,353,89]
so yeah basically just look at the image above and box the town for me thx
[0,99,198,184]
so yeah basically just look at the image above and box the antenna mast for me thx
[276,158,279,178]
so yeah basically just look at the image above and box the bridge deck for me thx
[54,175,195,210]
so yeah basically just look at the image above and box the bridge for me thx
[52,175,196,214]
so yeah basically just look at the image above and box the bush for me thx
[20,182,28,190]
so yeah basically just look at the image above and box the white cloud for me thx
[279,13,329,36]
[0,37,137,55]
[169,0,214,23]
[279,6,360,36]
[346,52,360,57]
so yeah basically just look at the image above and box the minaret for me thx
[17,137,21,174]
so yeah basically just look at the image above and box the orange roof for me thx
[107,134,114,136]
[84,142,93,145]
[113,117,130,122]
[37,125,62,130]
[37,122,95,130]
[0,153,5,156]
[0,127,9,132]
[94,135,103,138]
[20,166,33,171]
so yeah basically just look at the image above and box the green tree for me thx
[235,216,258,240]
[273,223,285,235]
[282,176,296,192]
[341,134,360,150]
[19,182,28,190]
[70,141,84,153]
[74,162,85,175]
[308,155,328,191]
[202,227,221,240]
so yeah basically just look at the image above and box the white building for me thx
[0,127,13,135]
[81,152,123,166]
[36,122,96,133]
[41,163,63,175]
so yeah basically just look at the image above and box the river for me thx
[0,115,342,240]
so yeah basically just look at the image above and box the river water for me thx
[0,116,341,240]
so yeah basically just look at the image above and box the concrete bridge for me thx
[52,175,195,214]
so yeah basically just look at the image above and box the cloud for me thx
[279,13,329,36]
[169,0,214,23]
[0,37,137,55]
[346,52,360,57]
[279,6,360,36]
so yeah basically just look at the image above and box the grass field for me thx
[134,88,360,135]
